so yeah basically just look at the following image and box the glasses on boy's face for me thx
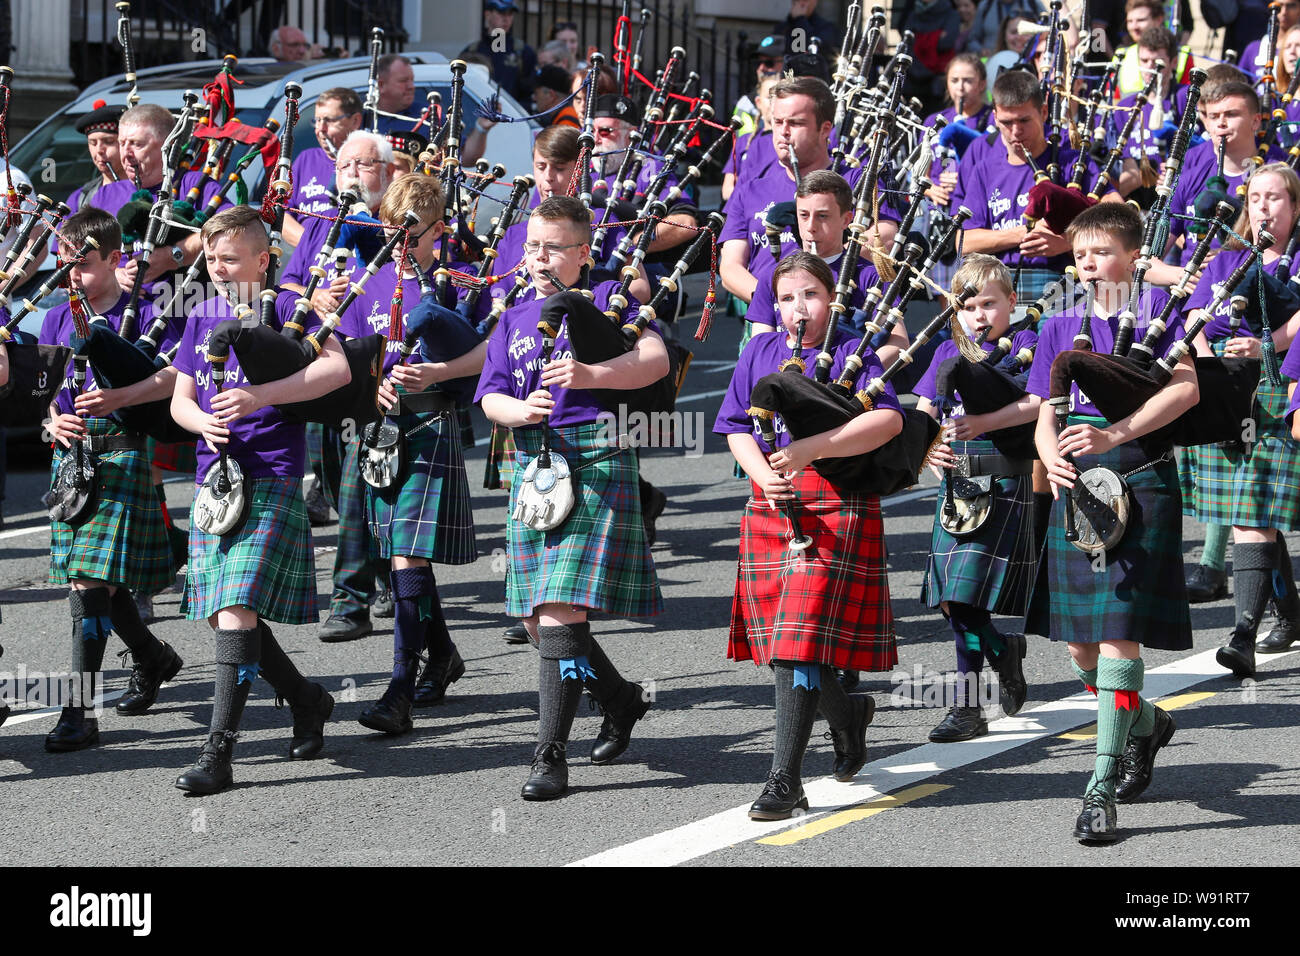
[523,241,583,257]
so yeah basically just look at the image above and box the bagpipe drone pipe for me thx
[1047,219,1276,464]
[932,329,1038,461]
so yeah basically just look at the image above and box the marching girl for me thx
[914,254,1038,742]
[1026,202,1197,842]
[1183,163,1300,671]
[347,173,481,735]
[475,195,665,801]
[715,251,903,821]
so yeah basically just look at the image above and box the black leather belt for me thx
[83,433,148,454]
[389,391,456,417]
[954,453,1033,477]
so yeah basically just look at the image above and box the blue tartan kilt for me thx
[1025,430,1192,649]
[1179,353,1300,530]
[49,418,175,595]
[185,474,318,625]
[367,412,477,564]
[505,422,662,619]
[921,440,1036,615]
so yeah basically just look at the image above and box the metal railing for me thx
[69,0,408,88]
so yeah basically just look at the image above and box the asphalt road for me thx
[1,278,1296,868]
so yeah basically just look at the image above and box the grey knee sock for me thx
[69,588,111,709]
[536,623,589,746]
[1233,541,1277,639]
[211,627,261,735]
[817,665,854,730]
[583,636,634,709]
[772,663,820,780]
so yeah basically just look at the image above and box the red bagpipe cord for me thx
[389,234,411,341]
[0,84,18,233]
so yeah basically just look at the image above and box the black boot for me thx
[115,642,184,715]
[521,742,569,800]
[1115,706,1176,803]
[44,705,100,752]
[1185,564,1228,603]
[827,694,875,781]
[288,683,335,759]
[1258,617,1300,652]
[1216,627,1257,678]
[748,769,809,820]
[1072,790,1119,844]
[835,668,860,692]
[413,645,466,707]
[175,732,237,794]
[590,680,652,765]
[928,704,989,742]
[358,689,414,735]
[503,622,531,645]
[989,633,1028,716]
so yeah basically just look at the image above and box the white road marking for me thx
[2,690,126,727]
[566,647,1294,867]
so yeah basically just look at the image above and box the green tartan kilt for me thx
[367,413,477,564]
[185,475,318,625]
[1179,356,1300,529]
[1025,431,1192,650]
[505,422,663,619]
[483,422,517,490]
[921,440,1036,615]
[49,418,175,594]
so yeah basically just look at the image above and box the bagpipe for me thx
[745,189,971,507]
[42,285,100,527]
[0,205,82,427]
[1045,219,1275,554]
[930,324,1037,537]
[458,174,532,321]
[359,244,482,491]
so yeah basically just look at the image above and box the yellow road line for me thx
[1059,691,1216,740]
[757,783,951,846]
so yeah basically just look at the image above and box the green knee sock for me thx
[1090,657,1146,797]
[1070,661,1098,694]
[1128,695,1156,738]
[1201,524,1229,572]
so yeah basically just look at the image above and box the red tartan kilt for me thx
[729,469,897,672]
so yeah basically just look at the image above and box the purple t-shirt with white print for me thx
[1185,246,1287,341]
[747,252,880,331]
[290,147,337,219]
[714,325,903,453]
[1028,286,1181,417]
[474,279,655,428]
[172,289,318,481]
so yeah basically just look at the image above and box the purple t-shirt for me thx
[281,205,344,288]
[1110,87,1191,164]
[962,139,1106,272]
[727,128,779,181]
[37,292,174,418]
[1028,287,1182,416]
[950,130,1001,211]
[719,163,804,264]
[1186,247,1286,341]
[925,105,993,192]
[93,170,226,220]
[714,326,903,453]
[172,290,316,481]
[914,329,1039,411]
[337,261,486,374]
[1238,39,1265,79]
[290,147,337,219]
[747,252,880,331]
[474,280,652,428]
[1167,140,1283,265]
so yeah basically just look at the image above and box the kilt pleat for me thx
[921,440,1036,615]
[185,475,318,624]
[1180,346,1300,529]
[49,418,175,594]
[483,422,517,490]
[506,423,662,618]
[729,469,897,672]
[367,413,477,564]
[1025,432,1192,649]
